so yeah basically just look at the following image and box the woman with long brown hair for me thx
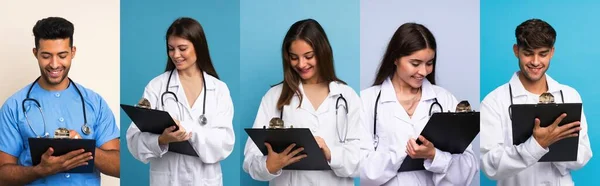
[359,23,478,186]
[126,17,235,186]
[243,19,366,186]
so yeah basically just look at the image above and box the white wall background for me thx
[0,1,120,185]
[360,0,480,185]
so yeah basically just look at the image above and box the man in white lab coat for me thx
[480,18,592,186]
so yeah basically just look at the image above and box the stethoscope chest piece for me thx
[199,114,207,125]
[81,124,91,135]
[373,135,379,150]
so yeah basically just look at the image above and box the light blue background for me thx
[481,1,600,185]
[120,0,240,185]
[240,0,359,185]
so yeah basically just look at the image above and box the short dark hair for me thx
[32,17,74,49]
[515,19,556,49]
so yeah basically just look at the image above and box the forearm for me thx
[0,163,45,186]
[94,148,120,178]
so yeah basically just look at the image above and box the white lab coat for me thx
[126,70,235,186]
[480,72,592,186]
[243,81,369,186]
[359,78,478,186]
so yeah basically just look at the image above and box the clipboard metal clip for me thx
[455,100,473,113]
[54,128,70,139]
[265,117,293,129]
[137,98,151,109]
[509,92,556,120]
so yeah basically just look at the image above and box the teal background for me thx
[480,1,600,185]
[120,0,240,185]
[240,0,360,185]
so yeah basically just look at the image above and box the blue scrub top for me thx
[0,81,119,186]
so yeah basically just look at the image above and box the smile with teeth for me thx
[528,66,543,73]
[47,69,63,78]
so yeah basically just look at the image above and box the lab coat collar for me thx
[296,80,343,113]
[508,72,562,97]
[167,70,216,90]
[297,80,343,97]
[380,77,437,103]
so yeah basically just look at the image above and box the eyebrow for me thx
[289,51,314,55]
[168,44,188,47]
[40,51,69,55]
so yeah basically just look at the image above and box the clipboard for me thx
[120,104,198,157]
[29,138,96,173]
[245,128,331,170]
[510,103,582,162]
[398,112,480,172]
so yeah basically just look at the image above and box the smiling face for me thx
[168,36,197,71]
[514,44,554,83]
[394,48,435,88]
[289,39,320,83]
[33,38,75,87]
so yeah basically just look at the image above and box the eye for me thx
[539,53,548,57]
[168,47,174,51]
[290,55,298,60]
[59,55,67,59]
[411,62,419,67]
[523,52,533,56]
[179,47,187,51]
[426,61,434,66]
[41,54,51,59]
[305,54,314,60]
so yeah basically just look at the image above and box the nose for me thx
[298,57,307,67]
[417,64,427,76]
[49,56,60,68]
[532,55,541,66]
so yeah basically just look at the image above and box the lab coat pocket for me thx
[149,170,172,186]
[202,173,223,186]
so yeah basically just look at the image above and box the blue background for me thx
[240,0,360,185]
[120,0,240,185]
[480,1,600,185]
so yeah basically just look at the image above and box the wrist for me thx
[33,165,48,177]
[265,161,278,174]
[158,135,167,145]
[533,136,548,148]
[429,149,436,159]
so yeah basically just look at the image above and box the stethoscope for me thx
[507,84,564,120]
[22,77,90,138]
[372,89,442,149]
[161,70,207,125]
[279,93,349,143]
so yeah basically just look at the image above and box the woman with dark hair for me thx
[243,19,366,185]
[359,23,478,186]
[126,17,234,186]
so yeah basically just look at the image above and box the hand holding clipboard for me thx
[511,92,582,162]
[29,128,96,174]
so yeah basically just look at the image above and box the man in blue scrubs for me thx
[0,17,120,185]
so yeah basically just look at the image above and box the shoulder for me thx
[335,81,359,98]
[1,83,33,112]
[430,84,456,99]
[558,83,582,102]
[360,85,381,102]
[145,71,171,91]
